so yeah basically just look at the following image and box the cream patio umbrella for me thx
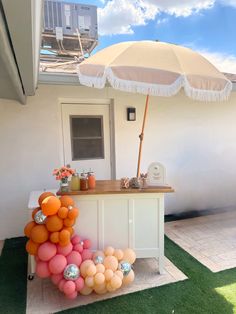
[77,41,232,178]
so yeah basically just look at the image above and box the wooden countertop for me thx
[57,180,174,196]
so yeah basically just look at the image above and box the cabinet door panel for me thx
[103,199,129,248]
[133,198,159,249]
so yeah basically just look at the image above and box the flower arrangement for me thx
[53,166,75,181]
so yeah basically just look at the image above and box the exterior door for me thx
[61,102,112,179]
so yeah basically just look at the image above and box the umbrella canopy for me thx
[78,41,232,102]
[77,41,232,177]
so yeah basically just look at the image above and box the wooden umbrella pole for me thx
[136,94,150,178]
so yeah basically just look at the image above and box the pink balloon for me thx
[66,291,78,299]
[66,251,82,266]
[36,261,51,278]
[73,243,83,253]
[81,249,93,261]
[63,280,76,295]
[49,254,67,274]
[83,239,91,249]
[35,255,40,262]
[51,273,63,285]
[57,242,73,256]
[58,279,66,292]
[38,242,57,262]
[75,277,84,292]
[71,235,81,245]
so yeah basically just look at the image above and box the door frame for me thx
[59,98,116,180]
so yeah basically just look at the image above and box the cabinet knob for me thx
[129,219,133,224]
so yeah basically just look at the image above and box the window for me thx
[70,116,104,160]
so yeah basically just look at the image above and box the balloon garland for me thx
[24,192,136,299]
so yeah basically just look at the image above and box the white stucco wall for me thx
[0,84,236,239]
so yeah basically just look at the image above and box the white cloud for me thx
[98,0,236,36]
[147,0,215,17]
[157,17,169,25]
[98,0,215,36]
[198,50,236,74]
[98,0,158,35]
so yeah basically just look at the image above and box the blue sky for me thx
[65,0,236,73]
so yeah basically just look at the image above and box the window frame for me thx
[69,114,105,161]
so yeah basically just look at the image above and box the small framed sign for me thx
[147,162,166,186]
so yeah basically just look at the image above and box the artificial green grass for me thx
[59,236,236,314]
[1,231,236,313]
[0,237,27,314]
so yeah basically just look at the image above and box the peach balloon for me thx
[115,270,124,280]
[80,260,94,278]
[104,246,115,256]
[113,249,124,261]
[79,285,93,296]
[122,248,136,264]
[94,272,105,285]
[122,269,135,285]
[96,264,105,274]
[106,282,116,292]
[86,264,97,277]
[103,256,118,271]
[110,274,122,289]
[104,269,114,281]
[85,276,94,288]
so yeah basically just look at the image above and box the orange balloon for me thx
[46,215,63,232]
[31,207,40,220]
[63,218,75,227]
[59,239,70,247]
[38,192,55,206]
[59,195,74,208]
[26,239,39,255]
[57,207,69,219]
[50,232,60,243]
[41,196,61,216]
[30,225,49,244]
[59,229,70,242]
[24,221,36,238]
[67,207,79,220]
[63,226,74,236]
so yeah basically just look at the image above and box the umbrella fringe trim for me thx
[105,68,184,97]
[77,66,107,89]
[184,78,232,102]
[77,66,232,102]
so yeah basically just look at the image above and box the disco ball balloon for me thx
[93,255,104,265]
[34,210,47,224]
[118,261,131,276]
[64,264,80,281]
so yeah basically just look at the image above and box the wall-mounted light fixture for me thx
[127,107,136,121]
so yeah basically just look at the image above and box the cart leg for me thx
[28,254,36,280]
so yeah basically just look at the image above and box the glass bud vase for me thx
[60,177,69,192]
